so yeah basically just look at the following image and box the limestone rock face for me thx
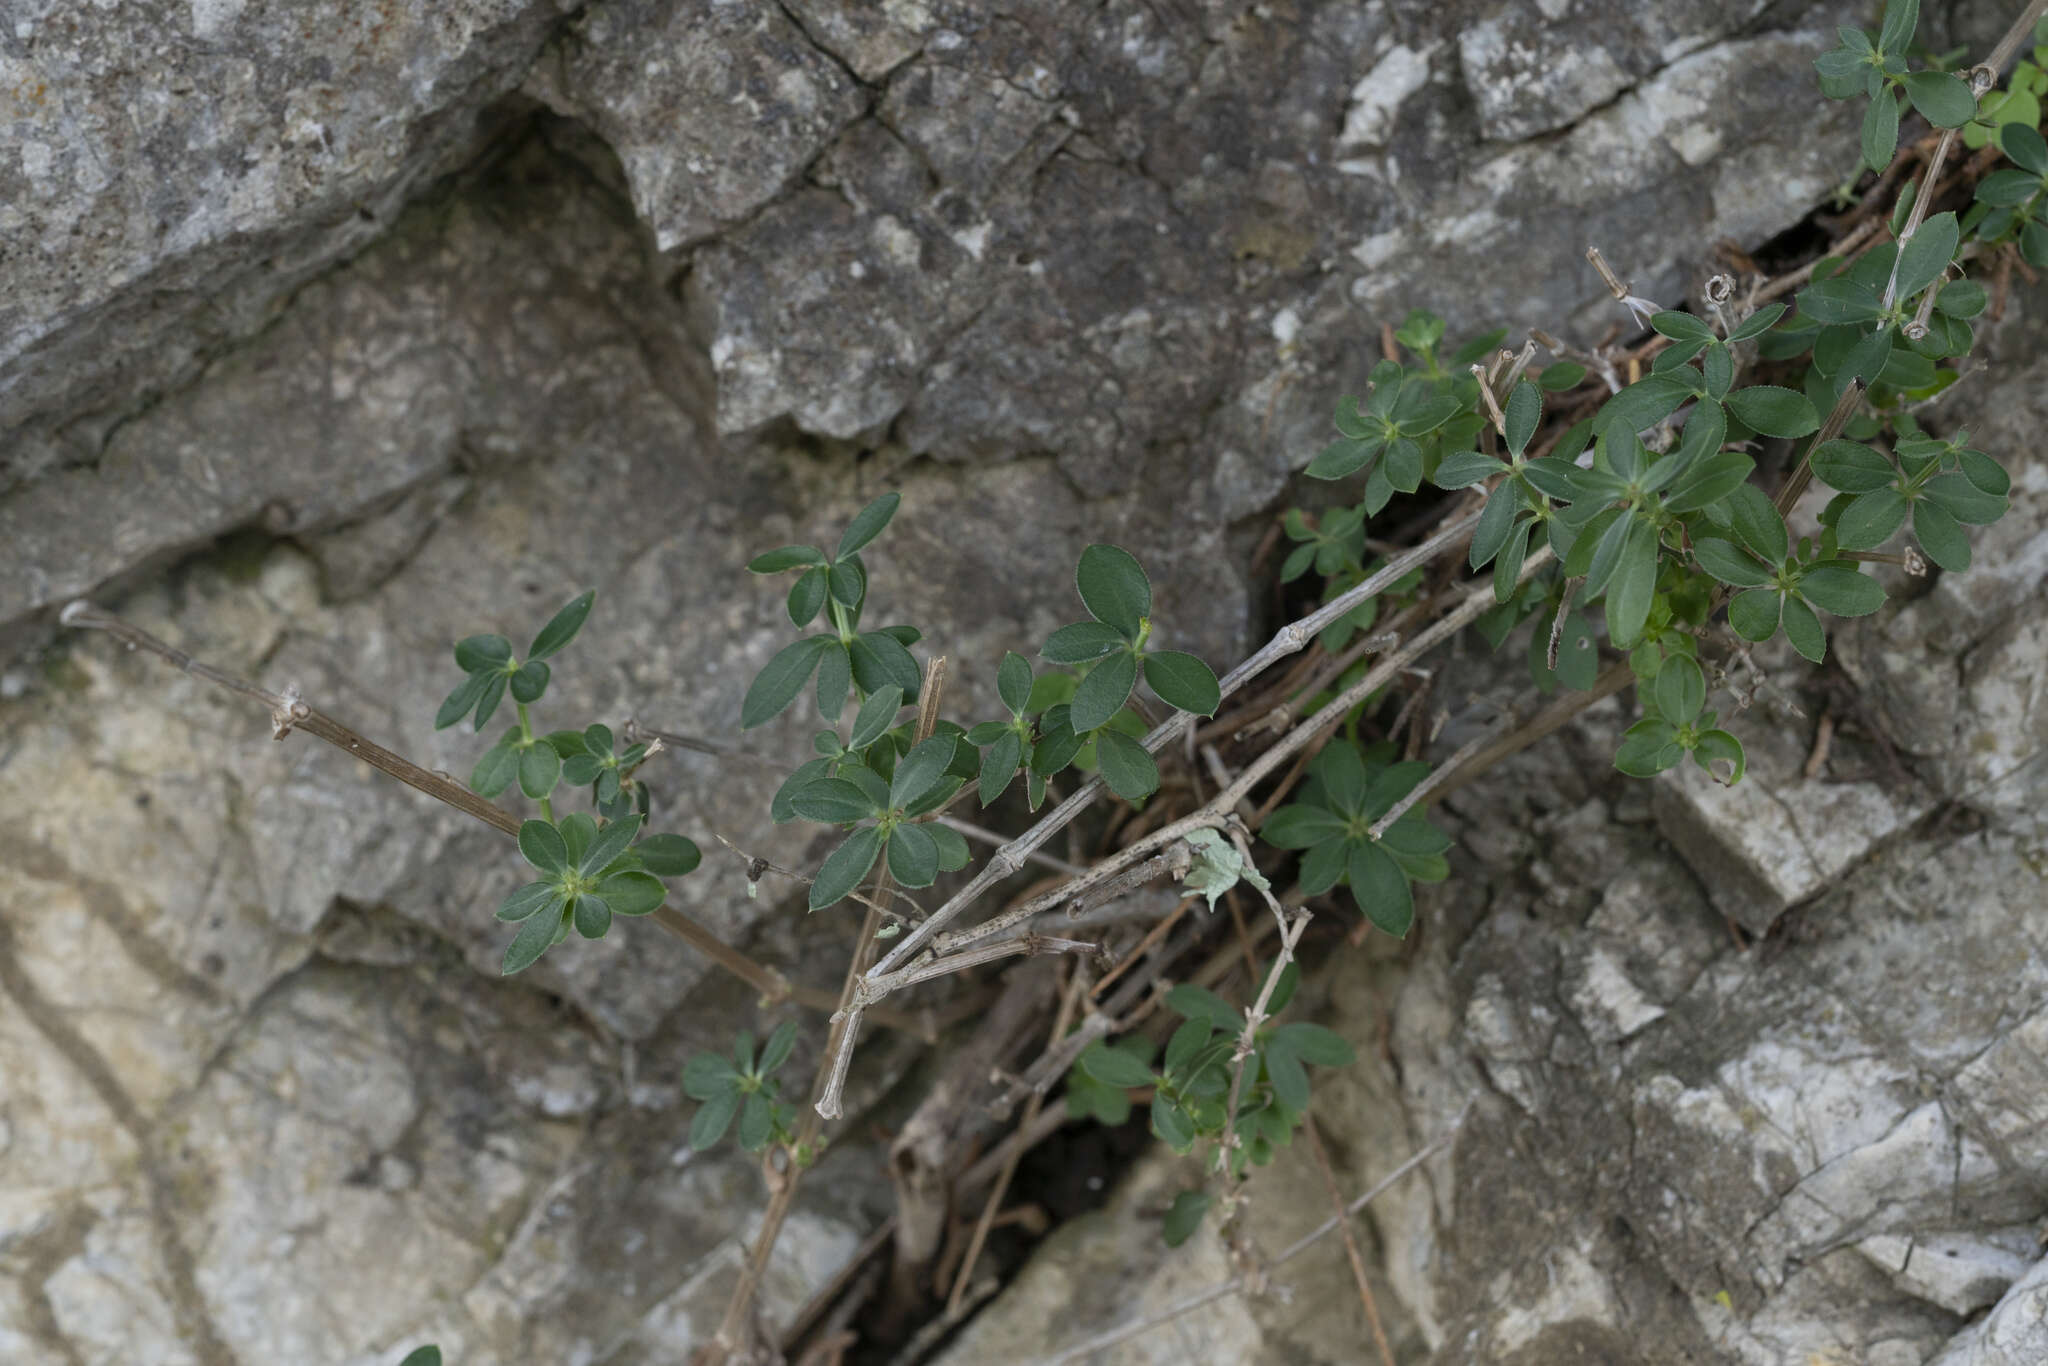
[5,0,2045,1362]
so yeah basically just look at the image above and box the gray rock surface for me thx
[1,0,561,486]
[5,0,2044,1361]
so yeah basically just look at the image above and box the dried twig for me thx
[1302,1113,1396,1366]
[944,965,1090,1317]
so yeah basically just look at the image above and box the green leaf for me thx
[1913,498,1971,571]
[1070,650,1139,734]
[1435,450,1507,489]
[1151,1093,1196,1152]
[1651,310,1712,343]
[1164,1017,1214,1075]
[1798,564,1887,616]
[1894,212,1960,301]
[1614,717,1683,776]
[1729,589,1783,642]
[684,1056,741,1105]
[2000,119,2048,174]
[1260,804,1348,849]
[1264,1037,1310,1113]
[742,635,834,729]
[435,670,490,730]
[1361,760,1430,822]
[558,812,597,866]
[1307,743,1365,820]
[573,893,612,939]
[1306,435,1384,480]
[1468,483,1519,571]
[1782,594,1827,663]
[929,822,970,872]
[1163,1190,1211,1247]
[1593,376,1693,435]
[594,871,664,916]
[690,1089,738,1148]
[1862,86,1901,170]
[509,660,550,705]
[827,559,864,608]
[1800,278,1883,325]
[1693,538,1772,588]
[1957,449,2011,498]
[1975,168,2043,207]
[1837,487,1909,549]
[1728,304,1788,342]
[887,823,940,888]
[1273,1022,1356,1067]
[1094,728,1160,802]
[472,673,507,732]
[735,1092,772,1151]
[1938,278,1988,320]
[398,1348,444,1366]
[1923,473,2006,525]
[1166,984,1243,1034]
[527,591,595,662]
[1663,452,1753,515]
[501,903,564,974]
[1503,380,1541,456]
[1702,341,1734,399]
[497,882,559,924]
[582,723,614,757]
[1492,514,1530,602]
[1693,729,1747,785]
[997,652,1033,715]
[891,736,958,811]
[1042,621,1129,663]
[470,740,520,798]
[848,686,904,752]
[1810,440,1895,493]
[748,545,826,573]
[1878,0,1918,54]
[787,567,828,627]
[518,819,569,875]
[1904,70,1977,128]
[1348,841,1414,938]
[635,833,701,877]
[518,742,562,800]
[580,814,641,875]
[979,730,1023,805]
[454,634,513,673]
[809,826,885,910]
[792,778,881,824]
[1076,544,1151,637]
[851,631,923,700]
[758,1018,800,1075]
[1144,651,1221,716]
[1726,484,1790,564]
[1540,361,1588,390]
[1080,1041,1156,1088]
[1520,454,1580,501]
[836,492,902,559]
[1606,518,1660,649]
[1725,386,1819,439]
[1653,655,1706,724]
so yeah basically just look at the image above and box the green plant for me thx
[436,590,703,973]
[1259,744,1452,938]
[683,1019,803,1155]
[61,1,2044,1354]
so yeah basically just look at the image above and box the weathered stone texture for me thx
[6,0,2047,1360]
